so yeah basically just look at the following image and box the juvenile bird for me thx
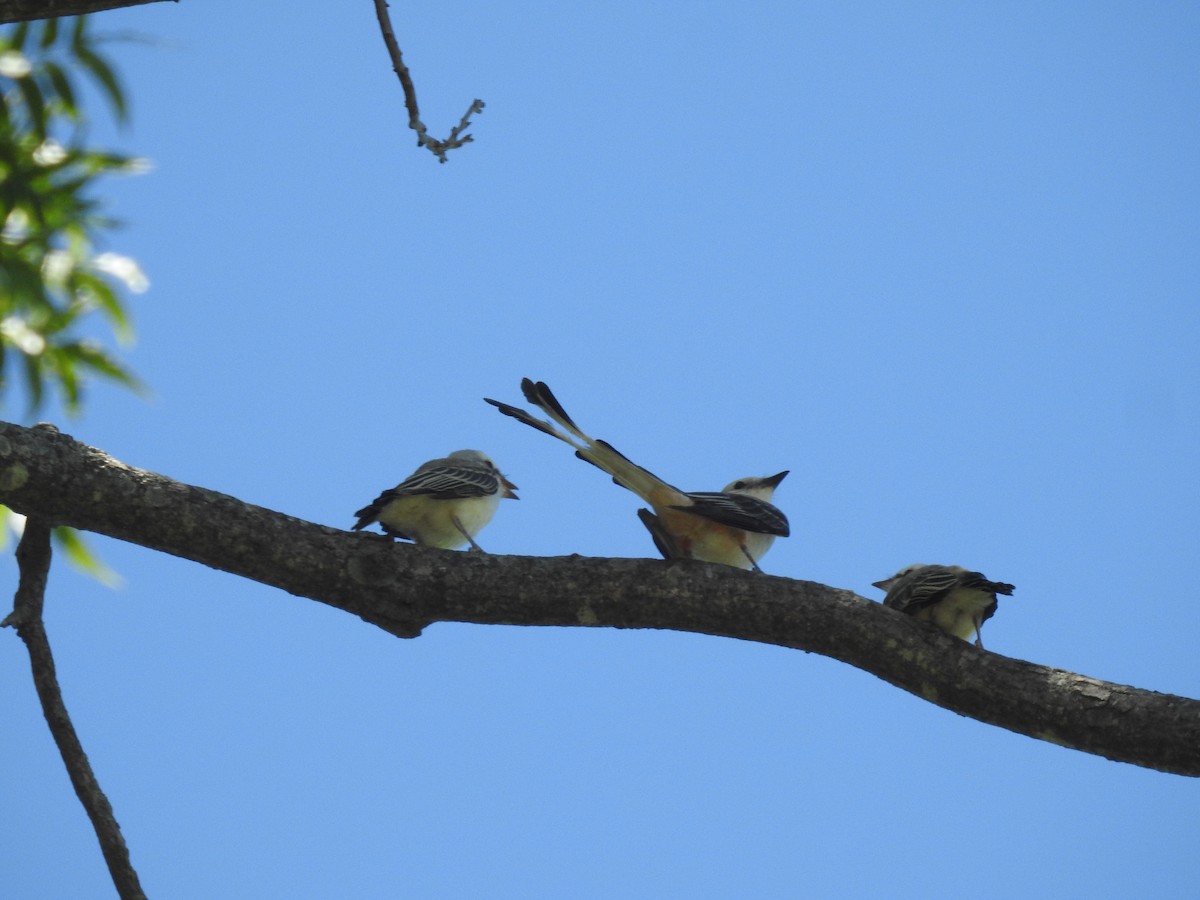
[485,379,788,571]
[873,564,1015,648]
[352,450,517,551]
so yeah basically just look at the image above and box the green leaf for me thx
[69,340,147,395]
[52,525,123,587]
[72,267,118,305]
[39,18,59,51]
[72,46,126,123]
[0,13,145,418]
[15,76,48,141]
[89,150,135,170]
[69,16,86,54]
[20,349,44,413]
[9,21,31,52]
[43,61,78,119]
[48,345,81,413]
[0,257,48,310]
[75,269,133,338]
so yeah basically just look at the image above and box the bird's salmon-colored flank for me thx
[486,378,789,571]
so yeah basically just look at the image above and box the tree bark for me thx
[1,420,1197,776]
[0,0,171,24]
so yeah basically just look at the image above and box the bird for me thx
[872,564,1015,649]
[484,378,789,571]
[352,450,518,551]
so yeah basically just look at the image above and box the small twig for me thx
[3,518,147,900]
[372,0,424,133]
[425,98,485,163]
[372,0,485,163]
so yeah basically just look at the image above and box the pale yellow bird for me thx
[352,450,518,550]
[873,564,1015,648]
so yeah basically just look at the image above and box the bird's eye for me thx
[732,480,746,490]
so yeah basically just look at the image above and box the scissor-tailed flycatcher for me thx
[872,564,1015,649]
[484,379,789,571]
[352,449,518,551]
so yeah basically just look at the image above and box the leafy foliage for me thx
[1,17,147,583]
[1,16,146,417]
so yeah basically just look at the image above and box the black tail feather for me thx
[521,378,581,431]
[484,397,563,440]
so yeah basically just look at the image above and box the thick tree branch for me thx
[1,515,147,900]
[1,420,1197,776]
[372,0,484,163]
[0,0,171,24]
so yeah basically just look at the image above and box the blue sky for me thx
[2,1,1199,897]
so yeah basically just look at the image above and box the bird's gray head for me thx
[872,563,969,591]
[448,449,493,466]
[872,563,927,591]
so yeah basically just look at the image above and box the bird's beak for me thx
[764,470,789,488]
[502,477,519,500]
[871,579,891,591]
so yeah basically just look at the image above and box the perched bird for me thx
[352,450,518,551]
[873,564,1015,649]
[485,378,789,571]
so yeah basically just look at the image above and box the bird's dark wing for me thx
[637,508,682,559]
[392,463,500,499]
[352,463,498,531]
[884,567,1014,614]
[883,566,960,613]
[671,492,790,537]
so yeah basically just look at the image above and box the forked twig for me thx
[372,0,485,163]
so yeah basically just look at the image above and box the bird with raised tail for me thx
[485,379,789,571]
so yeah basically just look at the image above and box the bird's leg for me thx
[974,616,986,650]
[452,515,485,552]
[739,543,764,573]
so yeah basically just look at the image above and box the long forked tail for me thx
[484,393,581,449]
[485,378,682,504]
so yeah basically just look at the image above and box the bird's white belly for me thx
[690,530,777,569]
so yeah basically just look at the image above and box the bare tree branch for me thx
[1,515,147,900]
[0,0,172,25]
[372,0,484,162]
[1,420,1198,776]
[2,1,485,161]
